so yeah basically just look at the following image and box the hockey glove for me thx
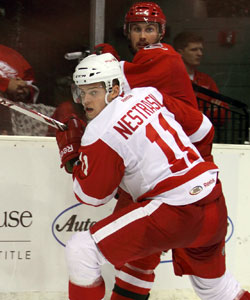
[56,115,86,173]
[94,43,121,61]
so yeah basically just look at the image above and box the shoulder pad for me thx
[143,43,169,51]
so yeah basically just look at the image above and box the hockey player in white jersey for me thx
[55,53,250,300]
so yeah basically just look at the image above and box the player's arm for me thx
[72,139,125,207]
[122,47,198,108]
[161,92,215,162]
[161,92,211,138]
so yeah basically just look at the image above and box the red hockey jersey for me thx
[120,43,198,109]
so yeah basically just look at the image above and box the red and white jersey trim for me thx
[117,271,154,289]
[148,169,218,205]
[73,178,117,206]
[189,114,213,143]
[92,200,163,243]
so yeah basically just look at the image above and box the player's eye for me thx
[146,27,154,33]
[90,90,98,96]
[132,26,141,32]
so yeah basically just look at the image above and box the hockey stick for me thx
[0,96,67,131]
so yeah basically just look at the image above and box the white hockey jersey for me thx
[73,87,218,207]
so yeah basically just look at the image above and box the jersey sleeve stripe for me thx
[73,178,117,206]
[189,114,213,143]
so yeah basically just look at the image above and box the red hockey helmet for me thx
[124,2,166,36]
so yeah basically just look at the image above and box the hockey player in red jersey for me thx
[95,2,197,110]
[56,53,250,300]
[51,1,197,134]
[94,3,203,298]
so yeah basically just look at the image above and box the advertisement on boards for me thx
[0,137,249,295]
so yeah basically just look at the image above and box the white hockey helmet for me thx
[72,53,124,103]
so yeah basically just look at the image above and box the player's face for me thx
[128,22,161,53]
[7,78,30,102]
[179,42,203,67]
[78,82,107,121]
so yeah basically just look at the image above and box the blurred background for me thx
[0,0,250,108]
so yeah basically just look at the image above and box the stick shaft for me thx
[0,97,67,131]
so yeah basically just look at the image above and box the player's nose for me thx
[139,30,147,39]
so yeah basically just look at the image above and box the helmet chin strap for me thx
[104,92,110,105]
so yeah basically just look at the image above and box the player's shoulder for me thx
[133,43,181,64]
[82,107,113,145]
[195,70,216,83]
[127,86,164,104]
[82,94,131,145]
[83,86,163,144]
[129,85,159,95]
[141,43,178,55]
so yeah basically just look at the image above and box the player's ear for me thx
[107,85,120,103]
[111,85,120,98]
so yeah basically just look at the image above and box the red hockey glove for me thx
[56,115,86,173]
[94,43,121,61]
